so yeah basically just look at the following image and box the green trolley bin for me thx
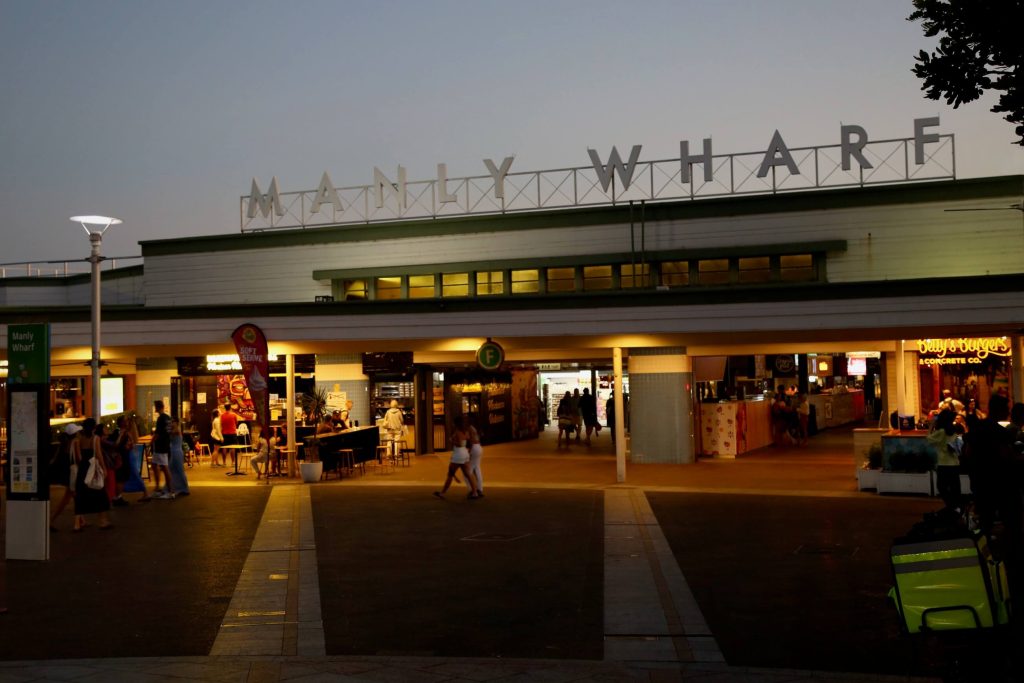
[889,533,1011,634]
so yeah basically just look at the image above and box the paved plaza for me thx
[2,426,1016,681]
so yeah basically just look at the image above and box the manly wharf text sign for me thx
[242,117,954,232]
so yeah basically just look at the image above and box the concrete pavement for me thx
[0,426,974,681]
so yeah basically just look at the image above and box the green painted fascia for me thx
[140,175,1023,258]
[0,264,144,287]
[311,240,847,280]
[2,273,1023,325]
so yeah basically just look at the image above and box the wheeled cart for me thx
[889,530,1015,681]
[890,532,1011,634]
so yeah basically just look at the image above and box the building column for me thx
[286,353,297,478]
[1013,335,1024,404]
[627,347,694,465]
[613,348,625,483]
[894,340,907,417]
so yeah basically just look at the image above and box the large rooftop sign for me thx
[241,117,954,232]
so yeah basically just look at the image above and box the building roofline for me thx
[3,273,1023,325]
[139,175,1024,257]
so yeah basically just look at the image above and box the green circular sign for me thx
[476,340,505,371]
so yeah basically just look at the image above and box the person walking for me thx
[147,400,175,500]
[95,423,119,504]
[579,388,598,445]
[111,416,138,506]
[464,417,485,498]
[71,418,112,531]
[48,424,80,530]
[167,418,190,496]
[569,388,582,443]
[556,391,574,449]
[210,409,224,466]
[434,418,480,500]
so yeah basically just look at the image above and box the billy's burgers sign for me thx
[917,337,1011,366]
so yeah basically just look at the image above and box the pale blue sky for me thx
[2,0,1022,264]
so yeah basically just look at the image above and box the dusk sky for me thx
[2,0,1022,268]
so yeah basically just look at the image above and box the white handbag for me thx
[84,440,107,490]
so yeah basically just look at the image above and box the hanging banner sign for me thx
[231,323,271,432]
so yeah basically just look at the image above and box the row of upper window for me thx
[335,254,817,301]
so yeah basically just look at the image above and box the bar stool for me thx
[375,445,394,474]
[338,448,361,476]
[393,440,410,467]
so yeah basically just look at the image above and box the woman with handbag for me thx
[110,415,137,506]
[71,418,112,531]
[48,424,80,531]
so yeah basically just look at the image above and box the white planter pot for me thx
[300,462,323,483]
[877,471,934,496]
[856,468,880,490]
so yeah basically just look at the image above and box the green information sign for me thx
[7,324,50,384]
[476,339,505,371]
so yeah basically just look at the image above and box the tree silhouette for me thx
[908,0,1024,145]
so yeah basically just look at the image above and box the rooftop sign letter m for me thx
[247,177,286,219]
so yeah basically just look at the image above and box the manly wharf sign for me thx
[241,117,954,232]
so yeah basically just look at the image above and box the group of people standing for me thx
[48,399,191,532]
[555,388,606,448]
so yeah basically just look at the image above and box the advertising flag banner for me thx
[231,323,270,432]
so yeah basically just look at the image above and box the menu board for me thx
[9,391,39,494]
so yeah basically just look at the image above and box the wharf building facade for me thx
[2,133,1023,475]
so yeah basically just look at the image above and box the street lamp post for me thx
[71,215,122,419]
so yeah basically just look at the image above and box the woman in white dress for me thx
[434,418,481,500]
[464,418,484,498]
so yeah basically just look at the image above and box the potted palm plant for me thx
[299,386,328,482]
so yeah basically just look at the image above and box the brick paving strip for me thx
[604,487,724,663]
[209,484,325,657]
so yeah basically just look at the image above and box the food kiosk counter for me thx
[807,390,865,430]
[698,398,772,458]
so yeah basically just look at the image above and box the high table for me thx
[305,426,380,477]
[220,444,251,476]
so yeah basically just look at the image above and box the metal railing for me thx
[241,134,955,232]
[0,256,143,279]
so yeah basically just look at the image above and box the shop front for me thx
[438,367,541,448]
[173,354,315,445]
[696,352,876,458]
[915,337,1013,417]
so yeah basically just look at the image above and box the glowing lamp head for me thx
[71,215,122,236]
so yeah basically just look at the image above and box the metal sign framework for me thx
[240,134,955,232]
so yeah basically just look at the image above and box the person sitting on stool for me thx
[250,428,271,479]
